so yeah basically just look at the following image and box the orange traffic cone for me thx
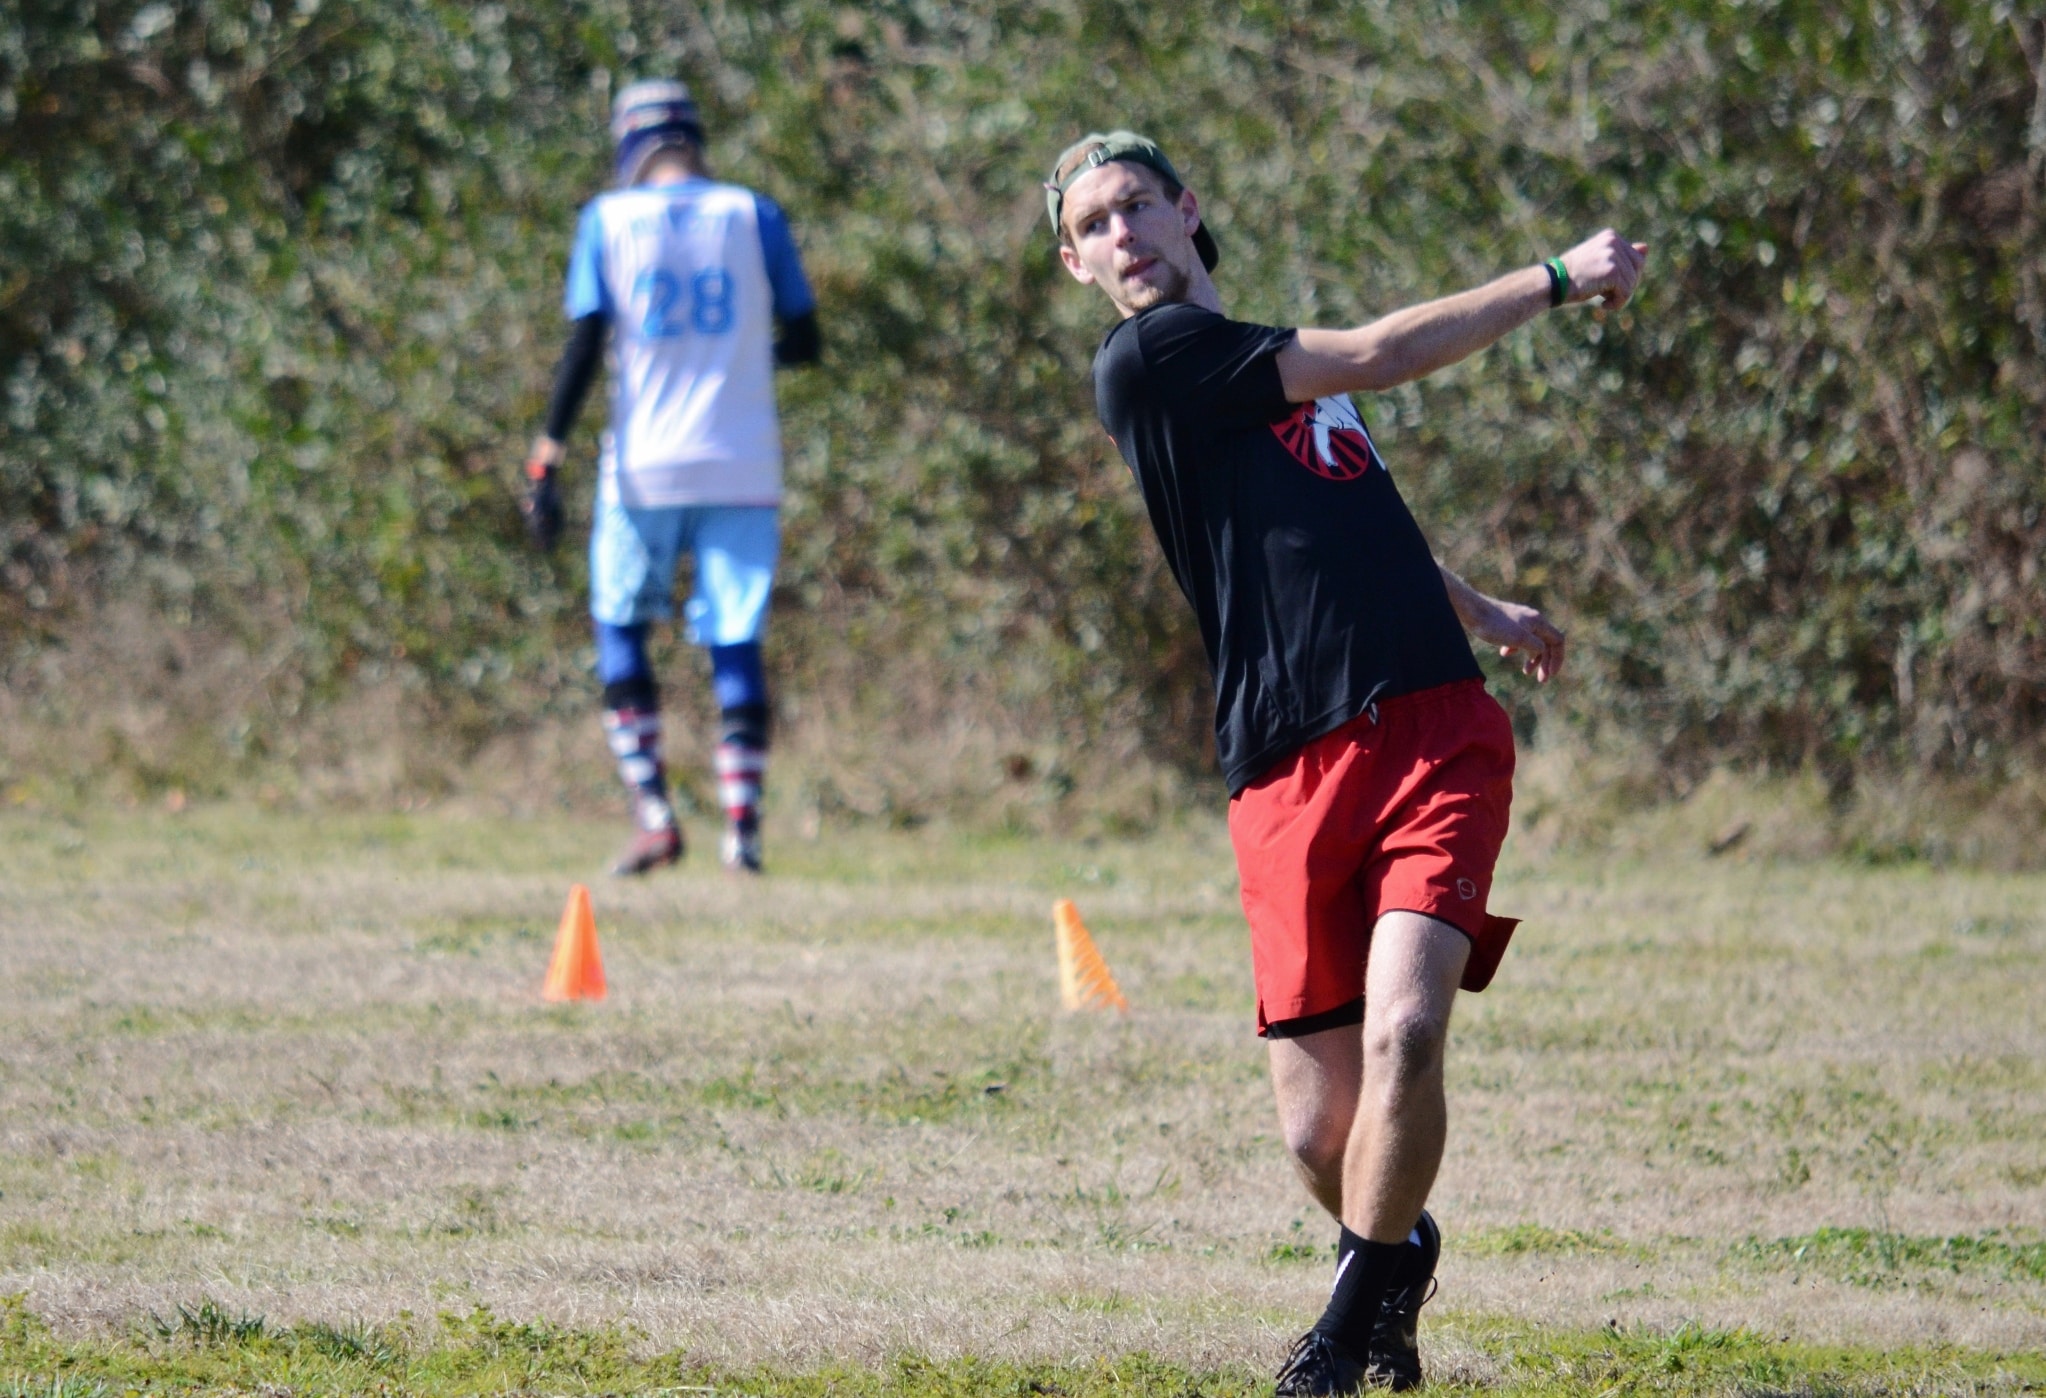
[1053,898,1128,1012]
[542,884,607,1002]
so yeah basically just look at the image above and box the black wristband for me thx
[1544,256,1570,308]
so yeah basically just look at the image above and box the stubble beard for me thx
[1113,256,1191,315]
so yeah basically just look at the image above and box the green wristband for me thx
[1544,256,1570,308]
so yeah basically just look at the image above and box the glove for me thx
[522,457,563,551]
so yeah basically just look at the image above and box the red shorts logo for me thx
[1271,393,1383,482]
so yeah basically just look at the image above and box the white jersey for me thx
[564,178,814,508]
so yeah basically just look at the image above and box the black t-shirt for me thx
[1093,302,1481,793]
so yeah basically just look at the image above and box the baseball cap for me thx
[612,78,704,182]
[1044,130,1220,270]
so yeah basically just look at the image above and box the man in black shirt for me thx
[1047,131,1645,1393]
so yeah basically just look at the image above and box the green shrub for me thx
[2,1,2040,793]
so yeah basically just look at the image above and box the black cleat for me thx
[1365,1209,1441,1392]
[1274,1329,1365,1397]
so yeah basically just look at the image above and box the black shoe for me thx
[1274,1330,1365,1397]
[1365,1209,1441,1392]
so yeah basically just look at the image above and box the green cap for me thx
[1044,130,1219,270]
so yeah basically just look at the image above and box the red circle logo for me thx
[1271,395,1383,482]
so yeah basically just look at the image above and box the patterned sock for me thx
[603,705,675,831]
[714,702,768,833]
[714,737,764,833]
[1313,1225,1405,1359]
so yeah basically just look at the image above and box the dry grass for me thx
[1,804,2042,1375]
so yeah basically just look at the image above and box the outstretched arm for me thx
[1438,564,1566,684]
[1276,230,1647,402]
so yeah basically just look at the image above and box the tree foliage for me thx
[2,0,2041,786]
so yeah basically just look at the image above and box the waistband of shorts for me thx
[1356,676,1489,721]
[1227,678,1496,794]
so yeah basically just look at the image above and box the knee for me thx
[1278,1100,1351,1183]
[1363,1001,1451,1085]
[709,642,766,707]
[594,620,653,690]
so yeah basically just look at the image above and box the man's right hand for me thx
[522,436,566,551]
[1559,230,1649,309]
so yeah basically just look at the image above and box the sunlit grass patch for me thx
[0,1225,61,1269]
[3,1300,2045,1397]
[692,1052,1043,1127]
[297,1318,403,1368]
[304,1214,367,1239]
[4,810,2044,1365]
[148,1299,266,1347]
[1918,1053,2046,1094]
[1456,1313,2046,1395]
[427,1186,521,1239]
[793,1150,875,1195]
[1265,1217,1333,1265]
[1734,1227,2046,1288]
[1459,1223,1636,1258]
[411,914,546,957]
[0,1379,114,1398]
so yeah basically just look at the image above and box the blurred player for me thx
[1046,130,1644,1392]
[524,79,820,875]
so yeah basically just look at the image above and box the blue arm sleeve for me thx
[563,203,612,320]
[754,194,816,320]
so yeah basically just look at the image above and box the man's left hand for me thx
[1466,597,1566,683]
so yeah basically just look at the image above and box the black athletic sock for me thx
[1312,1226,1407,1359]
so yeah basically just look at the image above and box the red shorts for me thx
[1228,679,1519,1036]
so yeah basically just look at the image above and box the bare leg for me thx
[1267,1020,1359,1218]
[1345,911,1468,1240]
[1267,911,1469,1240]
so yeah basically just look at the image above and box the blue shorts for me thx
[589,499,779,645]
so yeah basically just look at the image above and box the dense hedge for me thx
[3,0,2042,787]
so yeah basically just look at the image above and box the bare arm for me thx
[1276,229,1648,402]
[1438,563,1566,684]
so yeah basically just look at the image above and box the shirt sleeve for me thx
[563,203,612,321]
[753,194,817,320]
[1131,303,1295,428]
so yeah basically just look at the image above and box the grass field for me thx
[2,804,2043,1395]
